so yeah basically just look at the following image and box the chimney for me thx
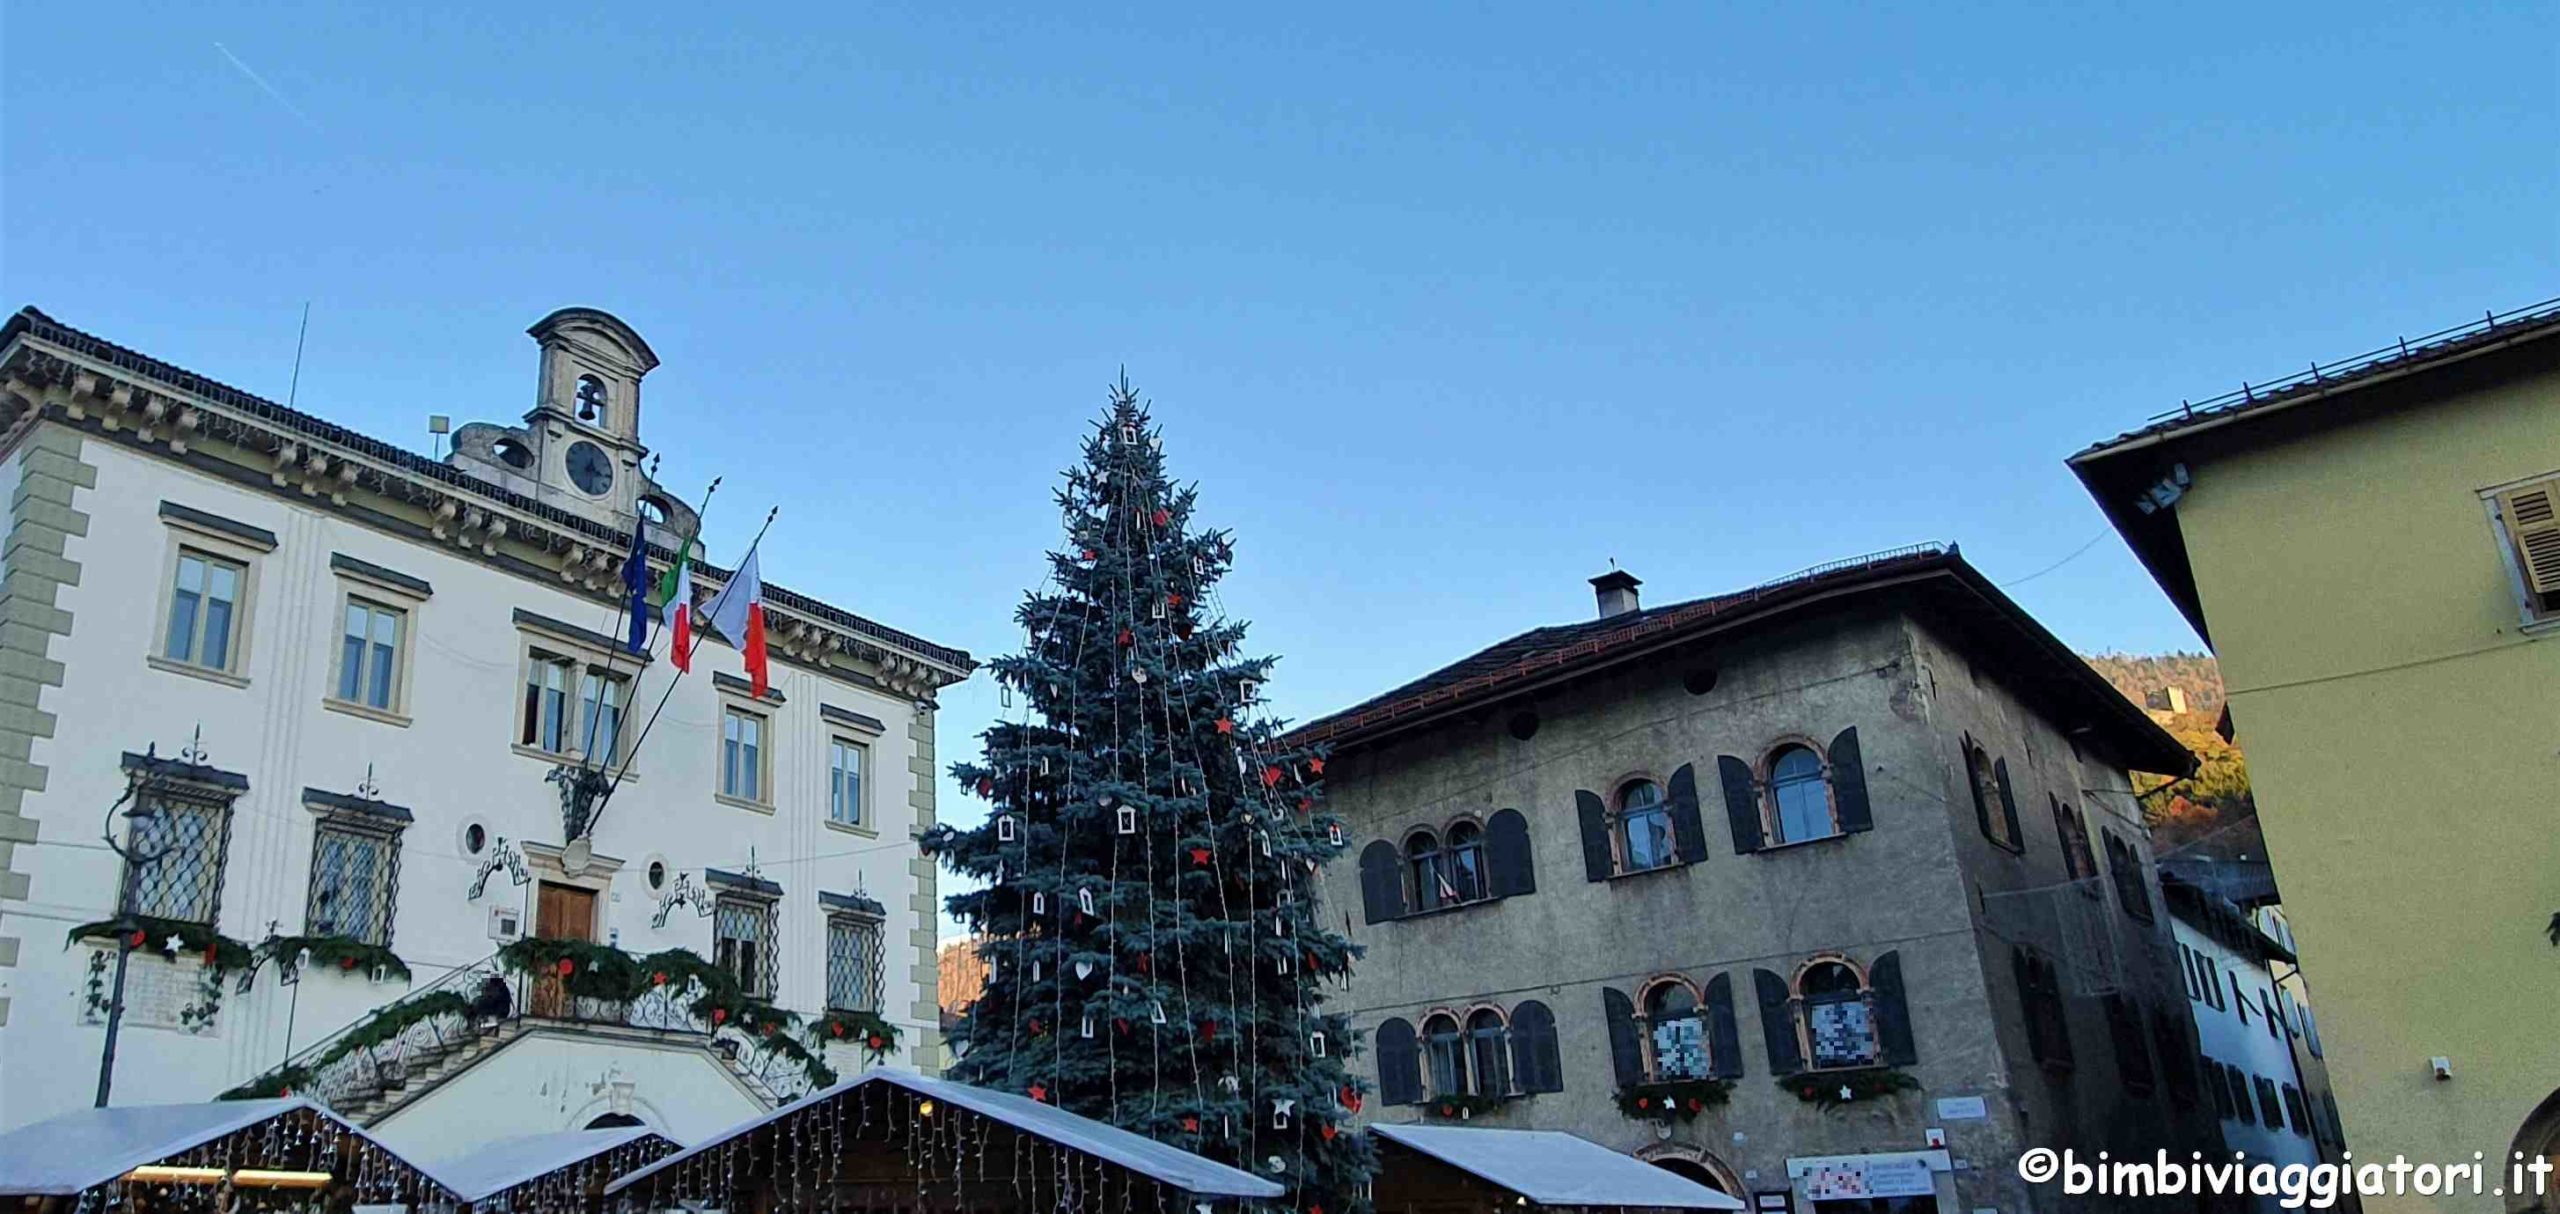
[1590,569,1643,619]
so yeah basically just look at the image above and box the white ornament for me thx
[1257,831,1272,857]
[1266,1156,1285,1175]
[1117,806,1138,834]
[1240,678,1259,703]
[163,935,185,955]
[998,815,1017,842]
[1032,892,1046,915]
[1273,1099,1295,1129]
[1839,1084,1855,1101]
[1311,1030,1327,1057]
[1327,823,1344,846]
[1220,1074,1241,1093]
[1080,1013,1095,1038]
[1151,1001,1167,1025]
[1073,960,1094,980]
[1078,888,1097,915]
[1032,959,1041,980]
[1131,665,1148,684]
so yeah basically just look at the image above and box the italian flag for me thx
[655,540,695,672]
[704,546,770,697]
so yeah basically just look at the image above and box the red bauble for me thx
[556,958,575,976]
[1198,1019,1217,1042]
[1117,629,1134,647]
[1686,1098,1703,1111]
[977,779,993,798]
[1029,1018,1045,1035]
[340,956,358,971]
[1260,766,1283,787]
[128,930,146,949]
[711,1007,728,1025]
[1080,549,1096,562]
[653,971,668,986]
[830,1022,846,1038]
[1636,1097,1651,1109]
[1297,797,1312,813]
[1115,1018,1131,1035]
[1339,1087,1363,1113]
[868,1035,886,1050]
[1320,1123,1338,1141]
[1168,593,1185,608]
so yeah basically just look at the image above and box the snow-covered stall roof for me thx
[607,1068,1284,1200]
[1371,1124,1746,1210]
[0,1098,454,1200]
[428,1127,679,1203]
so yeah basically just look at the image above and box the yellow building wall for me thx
[2175,369,2560,1212]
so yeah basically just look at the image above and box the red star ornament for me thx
[1189,846,1212,866]
[1181,1116,1200,1132]
[1214,717,1234,734]
[1199,1019,1218,1042]
[1168,592,1185,608]
[1320,1123,1339,1141]
[1028,1084,1048,1103]
[1152,508,1170,528]
[1261,766,1283,787]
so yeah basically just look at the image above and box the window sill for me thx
[323,697,411,728]
[1385,894,1507,923]
[716,793,776,815]
[2520,614,2560,637]
[511,744,638,782]
[1605,859,1692,883]
[824,819,878,838]
[147,656,249,689]
[1756,832,1850,855]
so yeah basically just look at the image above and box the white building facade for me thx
[0,307,971,1151]
[2165,875,2341,1212]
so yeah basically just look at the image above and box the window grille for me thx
[306,820,402,946]
[716,896,777,998]
[125,791,234,925]
[826,913,885,1012]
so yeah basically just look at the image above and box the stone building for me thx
[0,307,971,1152]
[1287,545,2215,1214]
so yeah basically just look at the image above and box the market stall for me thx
[0,1098,459,1214]
[1368,1124,1745,1214]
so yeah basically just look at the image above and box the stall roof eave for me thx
[1371,1124,1746,1210]
[606,1068,1285,1200]
[0,1098,451,1200]
[426,1126,678,1203]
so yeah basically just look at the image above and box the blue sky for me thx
[5,4,2551,871]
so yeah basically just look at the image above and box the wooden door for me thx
[532,883,597,1017]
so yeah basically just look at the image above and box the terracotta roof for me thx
[2,306,972,673]
[1286,543,2192,776]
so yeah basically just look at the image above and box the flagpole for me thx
[566,479,721,842]
[603,506,778,809]
[579,474,718,773]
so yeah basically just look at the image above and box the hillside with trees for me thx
[2081,651,2251,853]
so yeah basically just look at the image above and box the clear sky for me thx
[4,4,2551,902]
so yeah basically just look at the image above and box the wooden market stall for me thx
[0,1098,460,1214]
[1368,1124,1745,1214]
[427,1127,679,1214]
[604,1068,1284,1214]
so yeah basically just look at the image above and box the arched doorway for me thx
[586,1112,646,1129]
[1637,1143,1743,1196]
[2508,1089,2560,1214]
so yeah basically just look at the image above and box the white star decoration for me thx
[1839,1084,1855,1101]
[163,935,186,955]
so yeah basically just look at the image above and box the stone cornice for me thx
[0,309,974,699]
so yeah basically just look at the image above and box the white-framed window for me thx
[715,894,776,998]
[826,912,884,1012]
[518,646,632,765]
[578,669,629,763]
[722,706,769,804]
[828,737,867,827]
[163,550,247,674]
[333,598,406,712]
[306,818,402,946]
[2485,472,2560,627]
[1615,779,1674,872]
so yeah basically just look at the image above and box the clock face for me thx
[566,441,614,495]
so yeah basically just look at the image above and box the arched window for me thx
[576,374,610,425]
[1466,1008,1510,1096]
[1766,744,1834,844]
[1445,820,1486,904]
[492,437,534,470]
[1798,960,1878,1070]
[1405,831,1445,911]
[1616,779,1673,872]
[1644,980,1709,1079]
[585,1112,644,1129]
[1421,1012,1468,1098]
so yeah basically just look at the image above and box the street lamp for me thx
[95,757,172,1108]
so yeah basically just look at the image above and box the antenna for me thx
[285,302,311,409]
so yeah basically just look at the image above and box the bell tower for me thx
[522,308,658,518]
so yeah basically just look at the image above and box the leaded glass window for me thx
[165,551,243,671]
[126,792,233,925]
[715,895,776,998]
[306,821,400,946]
[826,914,883,1012]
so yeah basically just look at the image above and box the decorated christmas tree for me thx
[928,380,1376,1213]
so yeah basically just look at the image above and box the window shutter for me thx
[1374,1017,1422,1106]
[1966,745,1997,841]
[1576,790,1612,882]
[1667,763,1708,864]
[1717,756,1764,854]
[1358,841,1405,923]
[1993,757,2024,852]
[1869,950,1917,1066]
[1703,972,1744,1079]
[1828,726,1872,834]
[1753,968,1803,1076]
[1510,1000,1562,1093]
[2496,477,2560,598]
[1602,987,1644,1088]
[1486,808,1536,897]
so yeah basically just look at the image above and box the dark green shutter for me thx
[1829,726,1872,833]
[1667,763,1708,864]
[1869,950,1917,1065]
[1603,987,1643,1088]
[1375,1017,1421,1105]
[1993,757,2024,852]
[1510,1000,1562,1093]
[1576,790,1612,882]
[1486,808,1536,897]
[1359,840,1405,923]
[1718,756,1764,854]
[1704,972,1744,1078]
[1753,968,1803,1076]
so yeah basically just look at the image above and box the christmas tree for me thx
[928,380,1376,1213]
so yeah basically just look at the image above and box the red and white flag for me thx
[705,546,769,696]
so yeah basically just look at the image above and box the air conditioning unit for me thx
[489,907,523,942]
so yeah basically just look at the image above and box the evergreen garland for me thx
[1778,1067,1920,1109]
[66,918,255,1032]
[1612,1077,1735,1123]
[925,383,1377,1213]
[265,935,414,983]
